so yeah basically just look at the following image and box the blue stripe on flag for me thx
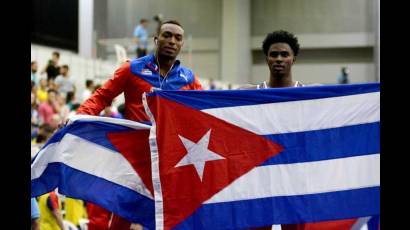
[176,186,380,230]
[31,162,155,229]
[261,122,380,165]
[41,121,133,152]
[148,83,380,110]
[367,215,380,230]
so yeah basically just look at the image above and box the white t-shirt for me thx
[55,75,75,97]
[82,89,92,102]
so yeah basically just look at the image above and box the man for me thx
[81,79,94,102]
[77,20,202,230]
[38,89,60,126]
[338,66,350,84]
[42,51,61,82]
[54,65,76,99]
[250,30,357,230]
[31,61,39,86]
[133,18,150,58]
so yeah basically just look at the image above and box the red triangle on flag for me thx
[149,96,284,229]
[107,129,154,196]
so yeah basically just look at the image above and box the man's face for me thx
[48,92,56,103]
[32,62,38,72]
[60,67,68,76]
[266,43,295,77]
[156,24,184,59]
[52,54,59,63]
[142,21,149,28]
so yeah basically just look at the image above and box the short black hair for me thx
[140,18,148,24]
[52,51,60,58]
[47,89,57,94]
[157,20,183,35]
[85,79,94,87]
[262,30,300,56]
[61,65,69,70]
[117,103,125,116]
[66,91,75,103]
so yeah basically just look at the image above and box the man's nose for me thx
[169,36,176,45]
[275,55,284,62]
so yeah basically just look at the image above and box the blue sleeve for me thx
[134,27,141,37]
[31,198,40,219]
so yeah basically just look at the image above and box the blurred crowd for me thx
[31,51,124,230]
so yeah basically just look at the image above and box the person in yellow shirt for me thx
[38,191,65,230]
[64,197,88,228]
[36,78,49,103]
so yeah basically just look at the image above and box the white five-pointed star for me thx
[175,129,225,181]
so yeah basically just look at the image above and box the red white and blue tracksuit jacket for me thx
[77,53,202,230]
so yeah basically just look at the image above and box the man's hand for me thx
[130,223,143,230]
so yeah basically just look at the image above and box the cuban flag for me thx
[142,83,380,230]
[30,115,156,229]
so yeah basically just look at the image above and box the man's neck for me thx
[269,74,294,88]
[155,54,176,76]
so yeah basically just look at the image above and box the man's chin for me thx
[159,52,178,59]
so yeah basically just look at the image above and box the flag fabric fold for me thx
[31,115,156,229]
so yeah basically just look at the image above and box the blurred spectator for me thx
[31,61,39,86]
[36,78,49,103]
[31,92,40,139]
[93,84,102,93]
[31,198,40,230]
[338,67,350,84]
[38,89,60,126]
[153,14,164,36]
[38,191,65,230]
[227,83,233,90]
[49,114,62,131]
[66,91,79,111]
[133,18,150,58]
[56,93,70,121]
[117,103,125,117]
[55,65,76,99]
[34,124,55,145]
[64,197,88,229]
[68,103,81,118]
[209,78,216,90]
[81,79,94,102]
[42,51,61,82]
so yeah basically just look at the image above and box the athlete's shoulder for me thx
[129,54,155,76]
[177,65,196,83]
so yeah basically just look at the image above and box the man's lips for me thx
[164,47,176,52]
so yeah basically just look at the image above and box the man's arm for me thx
[31,198,40,230]
[76,62,131,115]
[189,75,203,90]
[47,193,65,230]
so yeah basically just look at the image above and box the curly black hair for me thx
[262,30,300,57]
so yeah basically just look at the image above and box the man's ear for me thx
[293,57,297,64]
[154,37,158,45]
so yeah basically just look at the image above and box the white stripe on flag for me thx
[203,92,380,135]
[205,154,380,203]
[68,114,151,130]
[31,133,153,199]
